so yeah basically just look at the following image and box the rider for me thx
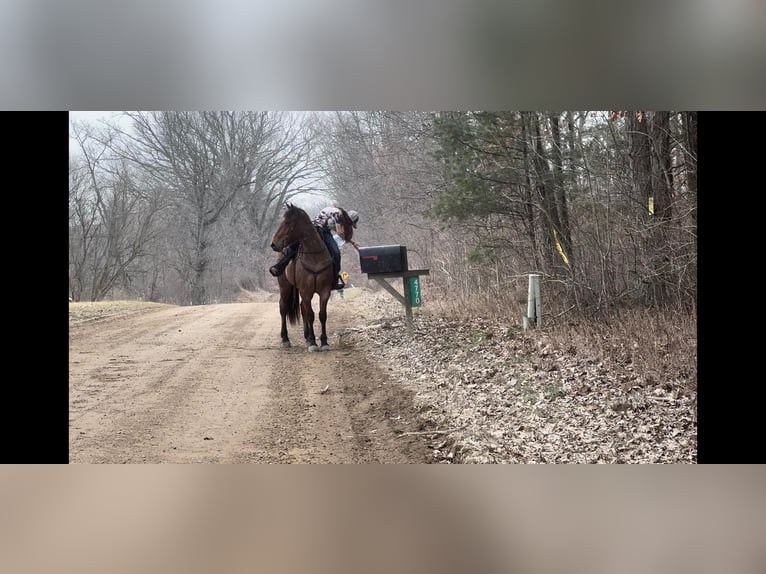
[269,205,360,290]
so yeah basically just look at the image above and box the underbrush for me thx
[547,309,697,393]
[351,286,697,463]
[423,286,697,394]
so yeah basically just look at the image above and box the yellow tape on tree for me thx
[553,229,570,267]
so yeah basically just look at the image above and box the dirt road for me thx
[69,294,431,463]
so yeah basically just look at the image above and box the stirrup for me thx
[269,265,281,277]
[332,277,346,290]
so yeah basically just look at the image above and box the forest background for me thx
[69,110,696,316]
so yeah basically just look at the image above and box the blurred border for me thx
[1,465,765,574]
[3,0,766,109]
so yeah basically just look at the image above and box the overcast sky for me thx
[69,110,126,131]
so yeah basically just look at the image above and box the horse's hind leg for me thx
[279,304,292,347]
[303,300,319,352]
[280,313,291,348]
[318,293,330,351]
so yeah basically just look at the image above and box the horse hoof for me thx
[320,345,330,352]
[281,341,291,348]
[308,345,319,352]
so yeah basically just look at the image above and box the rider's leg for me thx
[321,229,345,289]
[269,242,299,276]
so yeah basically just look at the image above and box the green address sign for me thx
[408,276,422,307]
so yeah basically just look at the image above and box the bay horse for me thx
[270,204,335,351]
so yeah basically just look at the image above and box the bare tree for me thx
[317,111,442,270]
[69,121,165,301]
[104,111,322,303]
[227,112,327,291]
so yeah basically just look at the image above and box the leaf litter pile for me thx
[342,293,696,464]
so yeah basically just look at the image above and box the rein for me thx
[296,234,332,276]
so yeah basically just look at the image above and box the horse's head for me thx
[271,203,312,252]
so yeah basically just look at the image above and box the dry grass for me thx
[68,300,174,324]
[423,285,697,394]
[547,309,697,393]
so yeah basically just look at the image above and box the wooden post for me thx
[368,269,430,332]
[403,276,413,329]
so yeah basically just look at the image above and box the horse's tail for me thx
[287,283,301,325]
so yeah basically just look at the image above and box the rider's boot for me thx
[270,244,299,277]
[269,253,291,277]
[332,274,346,290]
[330,253,345,290]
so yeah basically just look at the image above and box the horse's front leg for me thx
[302,300,319,352]
[279,299,291,348]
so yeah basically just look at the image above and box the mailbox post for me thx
[358,245,429,331]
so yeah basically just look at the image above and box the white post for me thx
[533,274,541,328]
[525,274,542,329]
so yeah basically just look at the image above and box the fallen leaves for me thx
[344,297,696,464]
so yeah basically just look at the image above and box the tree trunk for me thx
[626,111,653,211]
[190,201,209,305]
[651,111,673,223]
[683,111,697,235]
[531,113,562,275]
[649,110,673,307]
[549,112,573,273]
[625,111,658,305]
[520,112,540,270]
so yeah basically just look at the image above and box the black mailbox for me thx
[359,245,408,274]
